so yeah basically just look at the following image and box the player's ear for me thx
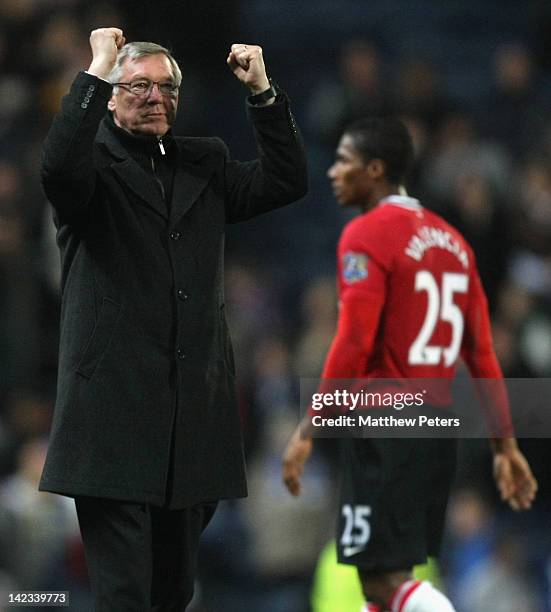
[366,158,385,179]
[108,95,116,112]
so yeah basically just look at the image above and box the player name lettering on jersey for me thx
[404,226,468,269]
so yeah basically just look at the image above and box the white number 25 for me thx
[408,271,468,367]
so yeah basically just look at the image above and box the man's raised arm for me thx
[41,28,124,220]
[223,43,308,222]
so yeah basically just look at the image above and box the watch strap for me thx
[248,79,278,105]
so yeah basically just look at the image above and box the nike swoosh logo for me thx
[342,544,366,557]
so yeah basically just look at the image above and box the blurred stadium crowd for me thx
[1,1,551,610]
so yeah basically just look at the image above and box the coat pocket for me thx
[76,297,122,380]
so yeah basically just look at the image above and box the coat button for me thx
[177,348,186,360]
[81,102,88,109]
[177,289,188,301]
[170,231,181,240]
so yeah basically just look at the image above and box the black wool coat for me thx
[39,71,307,507]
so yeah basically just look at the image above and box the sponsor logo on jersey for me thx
[343,251,368,283]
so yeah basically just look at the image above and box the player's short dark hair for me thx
[344,117,414,184]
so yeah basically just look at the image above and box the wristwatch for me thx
[248,78,278,105]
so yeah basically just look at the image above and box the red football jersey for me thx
[320,195,510,430]
[338,195,474,380]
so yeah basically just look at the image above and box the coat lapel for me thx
[96,119,168,220]
[96,119,216,223]
[170,157,214,223]
[110,159,168,220]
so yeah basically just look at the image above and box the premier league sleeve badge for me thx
[342,251,369,284]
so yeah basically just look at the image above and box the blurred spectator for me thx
[37,14,91,119]
[444,487,496,606]
[517,307,551,377]
[37,13,85,74]
[242,408,334,612]
[460,534,541,612]
[491,318,532,377]
[252,337,294,420]
[495,282,535,329]
[307,39,393,147]
[0,437,79,590]
[512,157,551,259]
[476,43,549,159]
[493,282,551,378]
[421,110,511,204]
[0,76,31,143]
[393,57,455,142]
[0,190,40,404]
[443,171,512,309]
[293,277,337,378]
[3,390,52,449]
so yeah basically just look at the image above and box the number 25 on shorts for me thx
[341,504,371,557]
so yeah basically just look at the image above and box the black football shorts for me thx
[336,433,457,570]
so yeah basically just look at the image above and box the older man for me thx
[40,27,307,610]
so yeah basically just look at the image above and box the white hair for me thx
[107,41,182,89]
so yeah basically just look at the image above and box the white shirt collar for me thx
[378,195,422,210]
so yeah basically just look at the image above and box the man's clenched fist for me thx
[227,43,272,97]
[88,28,126,80]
